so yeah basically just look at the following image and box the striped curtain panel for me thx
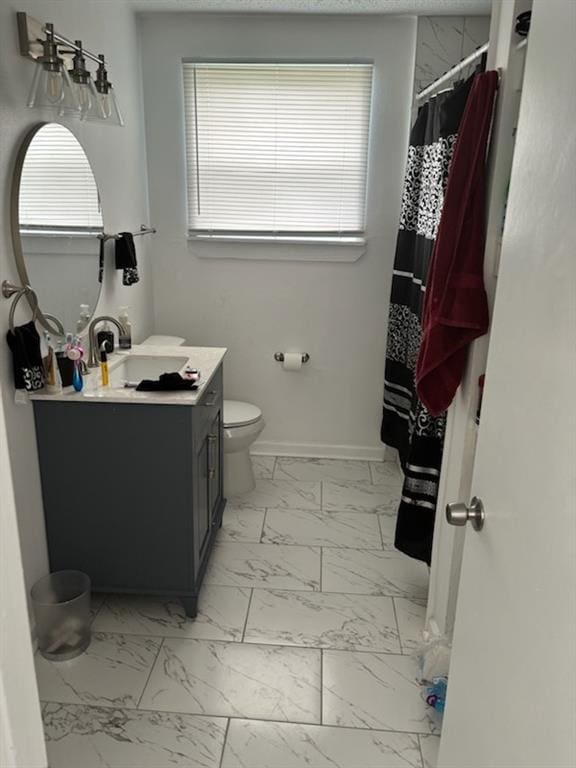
[381,76,474,565]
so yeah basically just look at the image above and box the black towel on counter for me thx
[136,372,199,392]
[6,321,45,391]
[115,232,140,286]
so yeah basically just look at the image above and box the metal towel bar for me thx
[2,280,40,334]
[97,224,156,242]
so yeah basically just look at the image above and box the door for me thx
[426,0,534,639]
[439,2,576,766]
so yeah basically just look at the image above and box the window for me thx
[183,62,373,243]
[19,123,103,235]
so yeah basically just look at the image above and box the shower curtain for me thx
[381,77,473,565]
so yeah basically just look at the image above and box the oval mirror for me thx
[11,123,104,338]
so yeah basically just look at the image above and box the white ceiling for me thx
[133,0,492,15]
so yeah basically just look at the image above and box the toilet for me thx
[223,400,264,497]
[142,335,264,497]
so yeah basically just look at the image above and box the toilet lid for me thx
[223,400,262,428]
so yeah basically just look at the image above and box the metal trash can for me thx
[31,570,91,661]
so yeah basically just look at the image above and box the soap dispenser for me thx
[118,306,132,350]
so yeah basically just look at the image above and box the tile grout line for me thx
[219,541,390,551]
[216,538,391,551]
[78,630,413,657]
[40,697,435,737]
[203,579,424,599]
[218,718,232,768]
[224,506,397,517]
[135,636,164,710]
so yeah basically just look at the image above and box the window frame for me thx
[182,59,374,253]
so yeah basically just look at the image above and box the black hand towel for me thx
[115,232,140,286]
[6,321,45,391]
[136,372,199,392]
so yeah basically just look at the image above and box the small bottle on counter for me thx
[118,306,132,350]
[76,304,91,334]
[97,322,115,354]
[99,342,110,387]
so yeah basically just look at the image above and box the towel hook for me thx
[2,280,40,334]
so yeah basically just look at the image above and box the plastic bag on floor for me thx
[422,675,448,728]
[414,634,451,682]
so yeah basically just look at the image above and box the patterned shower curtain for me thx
[381,77,474,566]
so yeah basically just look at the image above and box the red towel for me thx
[416,71,498,416]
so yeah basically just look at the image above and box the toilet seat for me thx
[224,400,262,429]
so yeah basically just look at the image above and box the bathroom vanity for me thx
[30,346,227,618]
[6,122,228,618]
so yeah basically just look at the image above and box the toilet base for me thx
[224,450,256,497]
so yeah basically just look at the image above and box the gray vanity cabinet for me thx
[32,364,225,618]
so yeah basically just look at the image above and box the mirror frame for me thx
[10,122,104,337]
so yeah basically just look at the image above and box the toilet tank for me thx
[141,335,186,347]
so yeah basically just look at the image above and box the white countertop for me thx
[29,344,227,406]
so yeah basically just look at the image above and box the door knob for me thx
[445,496,485,531]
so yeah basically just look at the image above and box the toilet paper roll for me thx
[282,353,303,372]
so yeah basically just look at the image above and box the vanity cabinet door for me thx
[207,411,222,526]
[193,430,212,574]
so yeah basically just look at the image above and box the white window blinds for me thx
[183,63,373,240]
[19,123,103,232]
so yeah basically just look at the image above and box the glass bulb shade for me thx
[85,85,124,127]
[56,67,82,116]
[28,61,66,108]
[72,78,105,121]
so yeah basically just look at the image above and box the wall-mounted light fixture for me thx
[92,55,124,126]
[17,12,124,127]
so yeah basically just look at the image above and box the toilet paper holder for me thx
[274,352,310,364]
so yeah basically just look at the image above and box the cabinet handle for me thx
[204,390,218,407]
[207,434,218,480]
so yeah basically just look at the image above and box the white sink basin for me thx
[109,354,189,387]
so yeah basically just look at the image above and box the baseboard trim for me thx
[251,440,393,462]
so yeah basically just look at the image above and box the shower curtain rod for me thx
[415,42,489,104]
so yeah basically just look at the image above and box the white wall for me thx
[140,13,416,458]
[0,0,154,607]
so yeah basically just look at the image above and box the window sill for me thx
[187,234,367,263]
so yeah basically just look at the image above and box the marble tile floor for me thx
[38,456,437,768]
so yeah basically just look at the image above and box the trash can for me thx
[31,570,91,661]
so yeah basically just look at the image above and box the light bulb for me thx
[45,71,64,103]
[77,83,92,116]
[99,93,112,119]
